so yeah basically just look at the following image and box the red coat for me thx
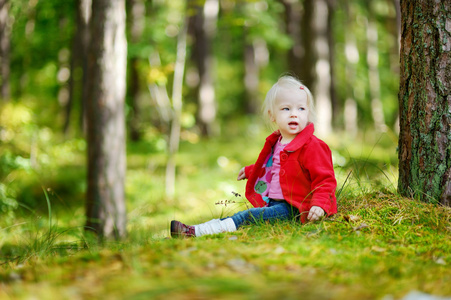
[244,123,337,223]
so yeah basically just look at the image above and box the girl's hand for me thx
[307,206,325,222]
[237,167,246,181]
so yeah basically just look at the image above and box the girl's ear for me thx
[268,110,275,122]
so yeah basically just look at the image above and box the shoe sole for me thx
[170,220,195,238]
[170,220,179,238]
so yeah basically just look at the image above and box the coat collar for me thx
[266,123,315,152]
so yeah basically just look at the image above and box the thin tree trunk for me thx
[243,37,267,115]
[313,0,332,137]
[189,0,218,137]
[127,0,145,141]
[86,0,127,239]
[327,0,338,126]
[80,0,91,134]
[166,19,188,198]
[64,0,87,134]
[398,0,451,205]
[343,0,358,137]
[147,52,171,126]
[0,0,11,101]
[391,0,401,134]
[280,0,302,78]
[366,2,386,132]
[300,0,315,88]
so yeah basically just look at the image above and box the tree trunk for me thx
[280,0,302,78]
[243,36,267,115]
[127,0,145,141]
[398,0,451,206]
[85,0,127,239]
[327,0,338,126]
[343,0,358,137]
[79,0,92,132]
[166,18,188,198]
[188,0,218,137]
[65,0,90,134]
[300,0,315,88]
[313,0,332,137]
[0,0,11,101]
[366,2,386,132]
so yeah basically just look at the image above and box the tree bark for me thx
[366,2,386,132]
[327,0,338,126]
[313,0,332,137]
[280,0,302,78]
[0,0,11,101]
[64,0,91,134]
[166,18,188,198]
[127,0,145,141]
[299,0,315,89]
[398,0,451,205]
[188,0,218,137]
[85,0,127,239]
[343,0,358,137]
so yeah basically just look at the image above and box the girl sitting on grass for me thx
[171,75,337,238]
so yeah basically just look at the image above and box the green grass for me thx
[1,128,450,299]
[1,194,450,299]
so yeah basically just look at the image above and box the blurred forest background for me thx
[0,0,401,234]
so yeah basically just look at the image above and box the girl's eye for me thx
[299,107,305,111]
[282,108,289,111]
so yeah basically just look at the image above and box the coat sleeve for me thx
[244,164,255,179]
[302,141,337,216]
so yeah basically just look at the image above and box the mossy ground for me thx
[1,130,449,299]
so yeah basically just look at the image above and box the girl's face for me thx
[270,88,309,144]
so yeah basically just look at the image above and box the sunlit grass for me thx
[1,125,450,299]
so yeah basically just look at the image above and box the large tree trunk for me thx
[0,0,11,101]
[398,0,451,206]
[85,0,127,239]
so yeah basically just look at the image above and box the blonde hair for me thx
[263,75,316,127]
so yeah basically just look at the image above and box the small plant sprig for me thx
[215,191,243,207]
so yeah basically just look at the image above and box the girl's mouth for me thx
[288,121,298,129]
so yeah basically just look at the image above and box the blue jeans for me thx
[226,199,298,229]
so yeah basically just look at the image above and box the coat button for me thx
[279,169,286,176]
[281,153,288,161]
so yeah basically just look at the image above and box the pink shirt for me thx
[268,140,287,200]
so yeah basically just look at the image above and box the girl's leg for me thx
[171,200,297,238]
[228,200,297,229]
[171,218,236,238]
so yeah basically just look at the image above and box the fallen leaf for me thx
[274,246,286,255]
[371,246,386,253]
[344,215,361,223]
[353,223,369,231]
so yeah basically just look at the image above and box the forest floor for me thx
[1,127,450,299]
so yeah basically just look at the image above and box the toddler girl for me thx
[171,75,337,238]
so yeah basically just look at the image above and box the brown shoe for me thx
[170,220,196,238]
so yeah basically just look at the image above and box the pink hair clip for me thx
[300,86,304,90]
